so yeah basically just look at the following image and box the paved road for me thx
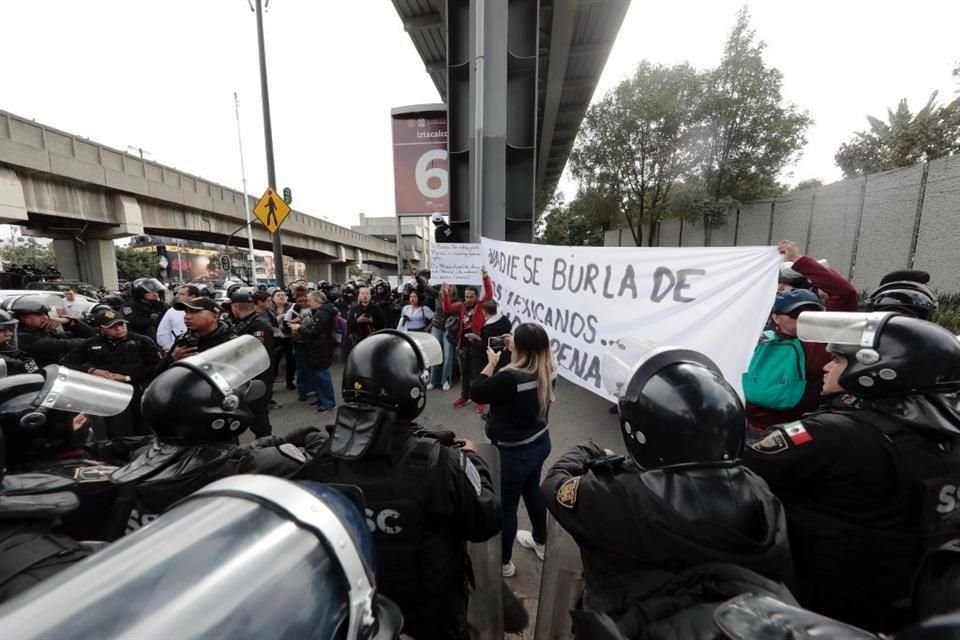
[264,361,622,636]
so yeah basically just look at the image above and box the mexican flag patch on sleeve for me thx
[784,422,813,446]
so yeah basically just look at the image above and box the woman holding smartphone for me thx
[470,322,556,578]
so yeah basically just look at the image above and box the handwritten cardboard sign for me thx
[431,243,484,285]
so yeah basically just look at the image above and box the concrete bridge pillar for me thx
[0,167,29,224]
[52,238,120,291]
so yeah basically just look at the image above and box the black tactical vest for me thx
[0,522,90,604]
[308,438,469,629]
[32,458,127,542]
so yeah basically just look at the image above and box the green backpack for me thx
[742,330,807,410]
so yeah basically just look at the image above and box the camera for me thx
[489,336,507,352]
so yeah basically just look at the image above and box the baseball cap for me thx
[431,212,444,223]
[92,308,127,328]
[773,289,824,315]
[174,297,222,314]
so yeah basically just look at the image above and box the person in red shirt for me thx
[442,267,494,411]
[746,240,859,433]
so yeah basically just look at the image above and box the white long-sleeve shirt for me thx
[156,307,186,349]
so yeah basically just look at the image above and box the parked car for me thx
[0,290,99,320]
[24,280,100,299]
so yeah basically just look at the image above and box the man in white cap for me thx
[432,212,454,243]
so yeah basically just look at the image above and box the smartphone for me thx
[489,336,506,352]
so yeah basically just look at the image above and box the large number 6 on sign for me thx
[415,149,449,199]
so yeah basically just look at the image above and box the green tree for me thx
[0,239,57,271]
[789,178,823,192]
[570,61,704,246]
[835,92,960,178]
[536,189,619,246]
[696,7,812,205]
[115,246,160,281]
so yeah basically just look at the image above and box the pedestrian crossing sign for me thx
[253,187,291,234]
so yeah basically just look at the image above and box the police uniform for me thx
[743,311,960,633]
[0,346,39,375]
[60,310,161,439]
[297,330,500,640]
[546,340,794,638]
[300,423,499,639]
[112,335,313,533]
[542,443,792,637]
[17,320,96,368]
[230,288,276,437]
[744,398,960,632]
[0,472,91,605]
[121,299,167,343]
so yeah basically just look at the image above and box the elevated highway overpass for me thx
[0,109,398,288]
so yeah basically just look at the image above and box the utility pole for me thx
[253,0,285,288]
[233,92,258,281]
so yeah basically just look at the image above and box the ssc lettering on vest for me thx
[936,484,960,515]
[366,508,402,535]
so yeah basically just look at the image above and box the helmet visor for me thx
[139,278,166,293]
[37,365,133,416]
[405,331,444,367]
[176,335,270,396]
[797,311,894,348]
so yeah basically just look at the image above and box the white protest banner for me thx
[481,237,781,401]
[431,243,484,285]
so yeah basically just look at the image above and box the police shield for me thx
[35,365,133,417]
[0,475,402,640]
[176,334,271,400]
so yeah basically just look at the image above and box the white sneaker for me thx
[442,382,451,392]
[501,561,516,578]
[426,383,435,390]
[516,530,545,561]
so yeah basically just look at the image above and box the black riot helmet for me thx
[0,367,133,466]
[140,335,271,442]
[602,338,745,469]
[342,330,443,421]
[798,311,960,398]
[1,295,50,317]
[865,280,939,321]
[101,294,125,310]
[132,277,165,301]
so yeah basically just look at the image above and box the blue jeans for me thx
[430,326,455,387]
[498,432,551,564]
[299,367,336,411]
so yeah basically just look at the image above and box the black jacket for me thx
[297,423,500,639]
[543,443,791,631]
[434,222,454,243]
[61,332,161,385]
[18,321,96,368]
[743,392,960,632]
[0,522,91,605]
[230,312,276,383]
[0,345,39,374]
[296,303,338,370]
[122,299,168,343]
[347,303,385,341]
[471,368,550,445]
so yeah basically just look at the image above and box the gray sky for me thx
[2,1,957,231]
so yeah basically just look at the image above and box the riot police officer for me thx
[743,311,960,633]
[297,329,500,640]
[122,278,168,342]
[61,308,161,438]
[112,336,318,533]
[542,338,792,637]
[0,428,92,604]
[0,367,134,541]
[0,310,38,374]
[228,287,275,437]
[2,296,95,367]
